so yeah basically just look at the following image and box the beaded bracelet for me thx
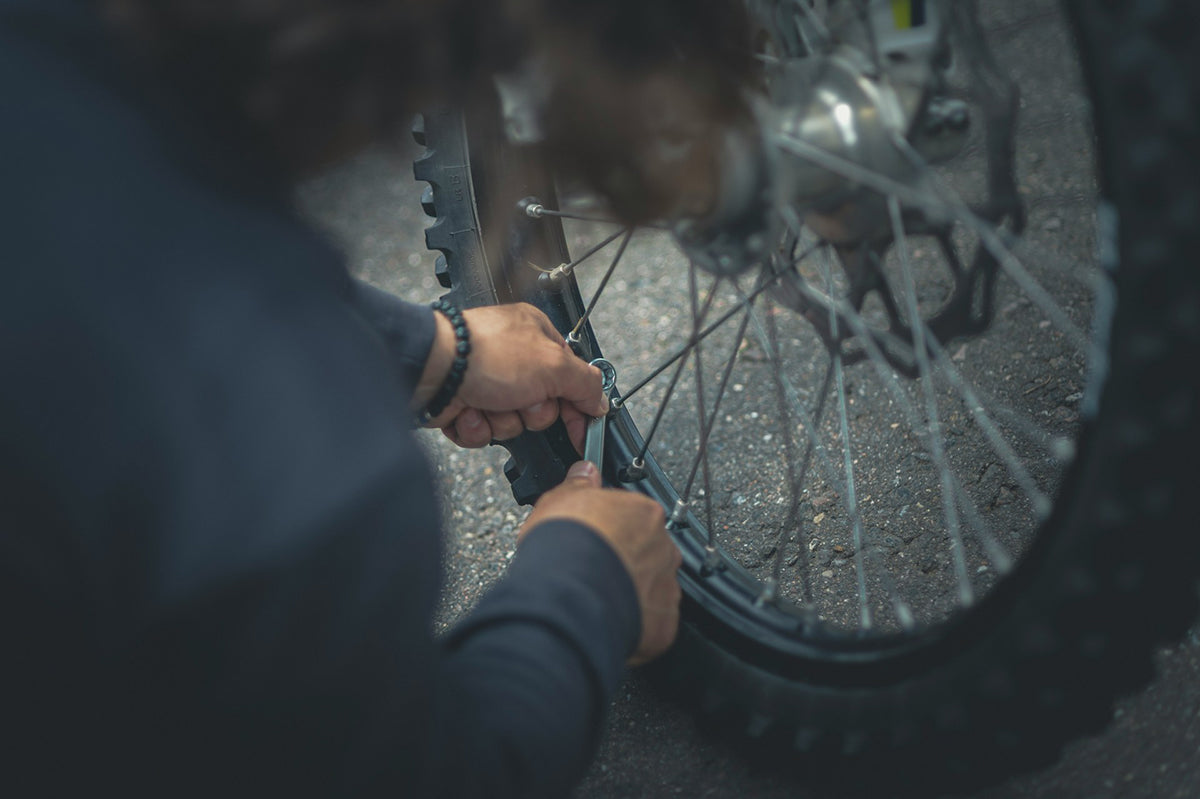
[417,298,471,426]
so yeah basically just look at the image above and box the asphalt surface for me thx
[299,140,1200,799]
[296,4,1200,793]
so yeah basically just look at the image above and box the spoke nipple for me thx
[565,331,584,357]
[756,579,779,607]
[670,500,690,526]
[1033,495,1052,520]
[701,545,724,573]
[1051,436,1076,463]
[609,396,623,411]
[539,264,571,289]
[619,457,646,483]
[518,196,545,219]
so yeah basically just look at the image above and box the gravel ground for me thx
[296,3,1200,793]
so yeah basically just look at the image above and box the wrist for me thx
[412,309,455,411]
[413,300,471,426]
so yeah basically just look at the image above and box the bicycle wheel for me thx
[412,0,1199,787]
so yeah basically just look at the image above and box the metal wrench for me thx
[584,358,617,469]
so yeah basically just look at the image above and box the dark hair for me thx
[100,0,754,198]
[100,0,527,171]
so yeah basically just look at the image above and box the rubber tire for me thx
[413,0,1200,789]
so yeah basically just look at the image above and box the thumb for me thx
[563,459,601,488]
[557,359,610,418]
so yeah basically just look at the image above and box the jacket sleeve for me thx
[348,278,437,393]
[2,242,640,799]
[2,11,641,791]
[129,291,639,798]
[430,521,640,798]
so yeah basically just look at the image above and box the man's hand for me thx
[519,460,682,665]
[414,303,607,450]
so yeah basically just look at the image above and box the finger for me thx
[553,356,609,418]
[518,399,561,432]
[561,458,601,489]
[628,607,679,667]
[560,403,589,453]
[424,398,467,431]
[454,408,493,448]
[485,409,525,442]
[440,426,463,447]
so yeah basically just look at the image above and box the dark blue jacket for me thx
[0,2,639,795]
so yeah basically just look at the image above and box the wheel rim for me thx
[491,0,1106,661]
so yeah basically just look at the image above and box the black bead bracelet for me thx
[417,298,471,426]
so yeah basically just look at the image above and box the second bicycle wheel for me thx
[413,0,1200,787]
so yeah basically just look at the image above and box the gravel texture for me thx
[298,140,1200,799]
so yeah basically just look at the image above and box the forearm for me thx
[347,278,453,407]
[431,522,640,798]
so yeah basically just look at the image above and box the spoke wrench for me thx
[584,358,617,469]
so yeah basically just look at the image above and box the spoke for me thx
[764,299,829,606]
[924,335,1053,519]
[889,196,974,608]
[570,228,633,338]
[851,0,886,74]
[822,253,873,631]
[742,299,849,510]
[550,227,629,281]
[864,541,916,631]
[634,279,722,461]
[776,219,1021,575]
[773,364,833,602]
[770,132,1091,353]
[688,265,717,537]
[681,303,757,525]
[948,367,1073,459]
[786,256,1015,574]
[620,261,802,404]
[788,222,1063,495]
[888,130,1105,379]
[528,204,668,229]
[788,0,833,53]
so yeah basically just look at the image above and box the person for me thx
[0,0,683,795]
